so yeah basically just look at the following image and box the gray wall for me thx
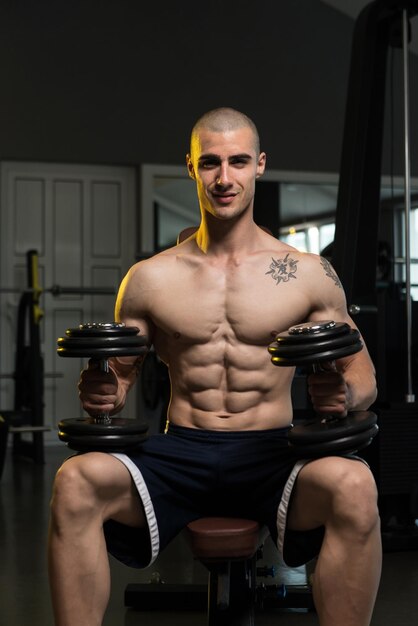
[0,1,416,173]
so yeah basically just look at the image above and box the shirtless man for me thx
[48,107,381,626]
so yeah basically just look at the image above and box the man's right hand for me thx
[78,360,119,417]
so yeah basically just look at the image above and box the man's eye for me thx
[200,161,218,169]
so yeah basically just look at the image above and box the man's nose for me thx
[216,165,231,186]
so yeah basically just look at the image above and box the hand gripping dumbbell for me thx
[56,322,149,452]
[268,320,378,458]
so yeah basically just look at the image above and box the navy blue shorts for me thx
[104,424,325,568]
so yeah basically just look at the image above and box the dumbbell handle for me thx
[311,360,345,422]
[99,358,109,374]
[94,357,112,424]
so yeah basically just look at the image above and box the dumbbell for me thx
[268,320,378,458]
[56,322,149,452]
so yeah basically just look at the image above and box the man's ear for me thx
[256,151,266,179]
[186,154,196,180]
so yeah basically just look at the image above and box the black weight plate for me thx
[57,335,147,357]
[288,320,336,334]
[57,335,148,351]
[288,424,379,459]
[268,329,361,358]
[66,324,140,337]
[271,340,363,366]
[58,417,148,435]
[57,345,148,358]
[58,432,147,452]
[274,322,351,344]
[288,411,377,444]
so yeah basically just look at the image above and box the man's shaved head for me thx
[190,107,260,157]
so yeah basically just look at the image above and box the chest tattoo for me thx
[320,257,343,288]
[265,253,299,284]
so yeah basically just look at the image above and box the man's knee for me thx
[290,457,380,536]
[50,454,104,524]
[50,452,144,530]
[331,460,380,537]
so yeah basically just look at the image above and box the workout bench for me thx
[125,516,315,622]
[126,518,265,624]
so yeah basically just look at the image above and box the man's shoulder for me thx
[126,244,188,282]
[263,241,320,265]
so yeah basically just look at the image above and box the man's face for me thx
[187,126,266,222]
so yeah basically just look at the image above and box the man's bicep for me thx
[116,309,155,346]
[114,264,155,345]
[302,254,350,324]
[308,278,351,325]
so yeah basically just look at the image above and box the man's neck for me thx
[195,215,260,257]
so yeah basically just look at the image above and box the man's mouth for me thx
[212,192,236,205]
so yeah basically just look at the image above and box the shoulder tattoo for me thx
[266,253,298,285]
[320,257,342,288]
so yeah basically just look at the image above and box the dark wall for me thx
[0,1,416,175]
[0,0,352,170]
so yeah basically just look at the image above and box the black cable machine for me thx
[331,0,418,546]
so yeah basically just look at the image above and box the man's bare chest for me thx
[148,261,311,345]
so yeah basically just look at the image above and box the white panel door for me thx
[0,162,138,443]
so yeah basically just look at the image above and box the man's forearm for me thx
[108,355,145,415]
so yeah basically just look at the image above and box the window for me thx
[394,205,418,300]
[281,222,336,255]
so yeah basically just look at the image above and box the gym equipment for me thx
[400,6,416,405]
[127,518,262,624]
[0,248,118,478]
[332,0,417,405]
[330,0,418,549]
[56,322,149,452]
[0,250,50,478]
[0,285,115,296]
[268,320,378,458]
[125,518,314,621]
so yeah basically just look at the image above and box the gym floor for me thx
[1,445,417,626]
